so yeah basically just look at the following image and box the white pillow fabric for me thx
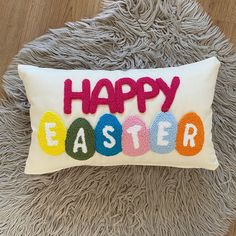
[18,57,220,174]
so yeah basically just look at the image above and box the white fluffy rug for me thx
[0,0,236,235]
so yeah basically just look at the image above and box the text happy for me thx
[64,76,180,114]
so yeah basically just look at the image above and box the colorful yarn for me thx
[64,79,91,114]
[150,112,177,154]
[136,77,160,113]
[157,76,180,112]
[95,114,122,156]
[65,118,95,160]
[176,112,204,156]
[37,110,205,159]
[115,78,137,113]
[63,76,180,115]
[38,111,66,155]
[122,116,149,156]
[90,79,117,114]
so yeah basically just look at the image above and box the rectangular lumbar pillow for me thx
[18,57,220,174]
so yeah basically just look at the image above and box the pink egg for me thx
[122,116,150,156]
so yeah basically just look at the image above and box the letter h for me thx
[64,79,91,114]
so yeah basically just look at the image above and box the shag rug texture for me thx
[0,0,236,235]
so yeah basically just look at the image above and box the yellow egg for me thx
[38,111,66,155]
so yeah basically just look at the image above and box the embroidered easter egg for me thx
[122,116,149,156]
[176,112,204,156]
[38,111,66,156]
[95,114,122,156]
[150,112,177,154]
[65,118,95,160]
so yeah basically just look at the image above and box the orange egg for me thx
[176,112,204,156]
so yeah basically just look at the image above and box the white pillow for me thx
[18,57,220,174]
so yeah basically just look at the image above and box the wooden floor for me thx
[0,0,235,235]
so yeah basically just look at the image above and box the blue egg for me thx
[150,112,177,154]
[95,114,122,156]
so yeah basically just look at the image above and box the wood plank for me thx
[198,0,236,47]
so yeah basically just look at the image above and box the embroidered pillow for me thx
[18,57,220,174]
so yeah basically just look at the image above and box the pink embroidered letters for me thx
[64,76,180,114]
